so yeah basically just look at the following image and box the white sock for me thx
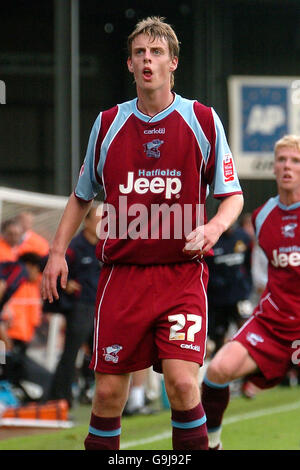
[208,427,222,448]
[126,386,145,411]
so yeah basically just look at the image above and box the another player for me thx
[201,134,300,450]
[42,17,243,450]
[206,223,253,353]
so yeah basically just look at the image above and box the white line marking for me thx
[223,401,300,425]
[121,400,300,449]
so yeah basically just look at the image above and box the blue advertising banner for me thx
[228,76,300,179]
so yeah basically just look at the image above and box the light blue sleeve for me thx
[211,108,242,197]
[74,114,103,201]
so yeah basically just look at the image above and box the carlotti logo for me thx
[144,128,165,135]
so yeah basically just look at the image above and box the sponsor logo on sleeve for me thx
[223,154,235,182]
[79,163,85,176]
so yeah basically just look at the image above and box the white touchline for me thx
[121,430,172,450]
[120,400,300,449]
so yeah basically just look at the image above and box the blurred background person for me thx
[239,212,255,242]
[16,211,49,258]
[0,252,51,402]
[1,253,43,348]
[44,205,102,408]
[123,368,158,416]
[0,219,23,262]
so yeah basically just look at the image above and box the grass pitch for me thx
[0,385,299,450]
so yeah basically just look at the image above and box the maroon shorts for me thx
[90,261,209,374]
[232,314,300,389]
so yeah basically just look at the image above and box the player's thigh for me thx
[207,340,258,383]
[91,264,156,373]
[155,261,209,369]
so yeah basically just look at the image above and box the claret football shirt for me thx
[253,196,300,328]
[75,94,242,265]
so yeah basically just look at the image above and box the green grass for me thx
[0,386,299,450]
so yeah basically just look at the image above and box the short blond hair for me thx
[127,16,180,89]
[274,134,300,154]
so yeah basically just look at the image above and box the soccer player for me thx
[41,16,243,450]
[201,134,300,450]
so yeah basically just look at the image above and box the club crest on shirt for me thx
[103,344,123,363]
[143,139,164,158]
[281,222,298,238]
[246,332,264,346]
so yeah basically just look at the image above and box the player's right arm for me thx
[41,193,92,303]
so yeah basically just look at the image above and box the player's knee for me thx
[206,355,234,384]
[94,380,124,405]
[166,375,198,404]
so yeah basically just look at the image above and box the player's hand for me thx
[183,221,223,257]
[41,252,68,303]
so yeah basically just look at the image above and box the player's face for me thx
[274,146,300,194]
[4,223,22,247]
[127,34,178,93]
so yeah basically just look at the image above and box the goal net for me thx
[0,186,70,376]
[0,186,68,243]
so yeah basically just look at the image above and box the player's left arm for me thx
[183,193,244,256]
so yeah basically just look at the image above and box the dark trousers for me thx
[46,302,95,406]
[3,340,52,402]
